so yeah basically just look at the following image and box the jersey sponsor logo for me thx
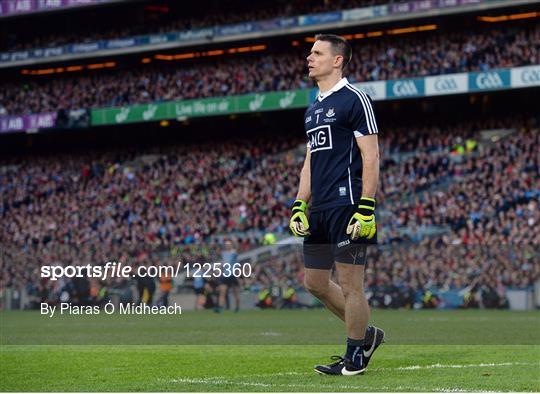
[305,116,312,124]
[325,108,335,117]
[476,72,503,89]
[306,125,333,153]
[314,108,324,114]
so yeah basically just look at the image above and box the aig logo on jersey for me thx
[307,125,333,153]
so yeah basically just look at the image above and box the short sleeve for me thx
[348,90,378,137]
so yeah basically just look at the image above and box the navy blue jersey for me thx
[304,78,378,212]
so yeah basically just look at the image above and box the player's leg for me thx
[337,261,369,337]
[334,248,385,371]
[303,268,345,320]
[336,260,370,365]
[314,206,384,375]
[313,259,368,375]
[303,209,340,311]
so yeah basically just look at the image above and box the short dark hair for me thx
[314,34,352,70]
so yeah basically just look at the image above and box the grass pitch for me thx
[1,309,539,391]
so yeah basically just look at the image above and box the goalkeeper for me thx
[290,34,384,376]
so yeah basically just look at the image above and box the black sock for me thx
[346,337,364,368]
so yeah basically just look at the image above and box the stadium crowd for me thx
[2,118,536,255]
[2,0,406,52]
[1,22,538,116]
[380,129,539,246]
[1,115,538,309]
[242,242,537,310]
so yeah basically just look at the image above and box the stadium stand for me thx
[1,114,538,308]
[1,0,407,52]
[1,21,538,116]
[1,0,538,312]
[2,117,537,249]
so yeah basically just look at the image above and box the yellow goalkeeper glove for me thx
[289,199,310,237]
[346,197,376,240]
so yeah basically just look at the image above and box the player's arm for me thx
[346,91,380,240]
[347,135,379,240]
[296,146,311,202]
[356,134,379,198]
[290,147,311,237]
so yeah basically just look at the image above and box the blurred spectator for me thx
[158,271,173,307]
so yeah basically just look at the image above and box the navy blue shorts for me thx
[303,205,376,270]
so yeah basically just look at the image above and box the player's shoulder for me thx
[340,82,374,105]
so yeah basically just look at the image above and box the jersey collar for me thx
[317,77,349,102]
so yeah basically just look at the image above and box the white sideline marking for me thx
[234,361,537,378]
[260,331,282,336]
[169,378,273,388]
[165,362,537,392]
[168,377,459,392]
[384,362,536,371]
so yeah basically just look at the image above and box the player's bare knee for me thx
[304,276,329,298]
[340,282,364,300]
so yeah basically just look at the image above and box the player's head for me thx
[307,34,352,80]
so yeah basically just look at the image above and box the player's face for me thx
[306,40,340,79]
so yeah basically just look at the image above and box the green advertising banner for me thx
[91,89,311,126]
[172,98,233,118]
[236,90,309,113]
[90,65,539,127]
[91,103,169,125]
